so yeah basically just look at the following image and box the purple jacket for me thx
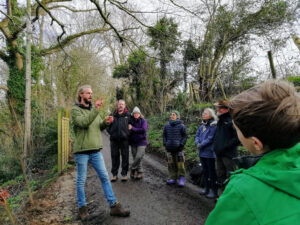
[129,117,148,146]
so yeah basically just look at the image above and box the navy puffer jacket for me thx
[163,120,187,152]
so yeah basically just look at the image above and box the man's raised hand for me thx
[95,98,103,109]
[105,116,114,124]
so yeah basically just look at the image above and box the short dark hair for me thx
[229,80,300,150]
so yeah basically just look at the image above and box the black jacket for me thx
[107,109,131,141]
[213,112,239,157]
[163,120,187,152]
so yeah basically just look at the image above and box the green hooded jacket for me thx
[71,104,107,153]
[205,142,300,225]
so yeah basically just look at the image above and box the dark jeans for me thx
[216,155,236,186]
[200,157,217,192]
[110,140,129,176]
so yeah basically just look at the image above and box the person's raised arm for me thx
[71,106,99,128]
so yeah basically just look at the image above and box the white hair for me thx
[203,108,218,121]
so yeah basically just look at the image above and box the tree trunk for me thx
[22,0,34,206]
[24,0,32,158]
[267,50,277,79]
[183,62,188,93]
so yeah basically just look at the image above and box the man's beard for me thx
[83,98,91,105]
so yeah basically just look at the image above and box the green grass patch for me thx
[64,215,72,222]
[1,175,24,188]
[7,190,27,210]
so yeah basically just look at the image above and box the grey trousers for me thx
[130,146,146,173]
[216,155,236,186]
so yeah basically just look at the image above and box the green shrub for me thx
[30,116,58,170]
[148,129,163,148]
[189,103,213,111]
[0,154,22,183]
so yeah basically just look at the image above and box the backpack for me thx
[189,163,204,187]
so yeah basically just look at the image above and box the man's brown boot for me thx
[136,172,143,180]
[79,206,89,221]
[111,176,118,182]
[121,175,128,182]
[110,203,130,217]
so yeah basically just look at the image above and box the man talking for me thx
[71,85,130,221]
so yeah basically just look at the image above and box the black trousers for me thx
[216,155,236,186]
[110,140,129,176]
[200,157,217,192]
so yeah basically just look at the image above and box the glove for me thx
[197,143,202,149]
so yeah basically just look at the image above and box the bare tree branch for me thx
[36,0,66,41]
[0,18,11,40]
[39,27,111,56]
[47,5,98,13]
[7,0,71,40]
[0,9,13,22]
[11,6,40,39]
[90,0,124,43]
[108,0,151,28]
[43,0,72,3]
[0,86,8,91]
[169,0,200,18]
[7,0,12,16]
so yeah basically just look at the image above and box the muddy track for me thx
[23,132,215,225]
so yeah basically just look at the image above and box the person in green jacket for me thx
[71,85,130,221]
[205,80,300,225]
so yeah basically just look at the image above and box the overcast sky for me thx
[1,0,300,86]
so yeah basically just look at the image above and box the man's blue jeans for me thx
[75,151,117,208]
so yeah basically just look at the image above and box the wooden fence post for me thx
[58,108,70,175]
[57,110,62,174]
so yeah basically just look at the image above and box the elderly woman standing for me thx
[128,107,148,180]
[195,108,218,198]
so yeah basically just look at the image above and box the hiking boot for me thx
[206,189,218,199]
[177,176,185,187]
[136,172,143,180]
[166,179,176,185]
[111,176,118,182]
[110,203,130,217]
[130,170,135,179]
[79,206,89,221]
[199,187,209,195]
[121,175,128,182]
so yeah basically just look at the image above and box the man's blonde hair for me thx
[76,85,91,103]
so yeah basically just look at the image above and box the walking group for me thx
[71,80,300,225]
